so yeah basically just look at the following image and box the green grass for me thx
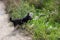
[7,0,60,40]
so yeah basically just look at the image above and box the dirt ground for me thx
[0,1,32,40]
